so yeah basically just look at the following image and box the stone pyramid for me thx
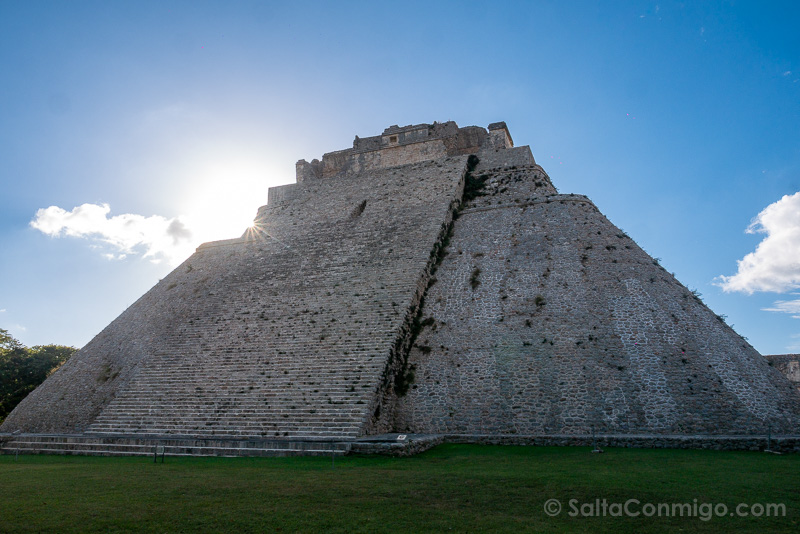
[3,121,799,447]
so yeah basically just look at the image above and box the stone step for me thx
[118,376,382,385]
[101,404,368,411]
[88,420,362,430]
[86,428,360,438]
[123,369,385,378]
[86,420,365,428]
[89,419,363,428]
[1,435,352,457]
[107,393,373,401]
[95,403,366,411]
[113,381,381,388]
[88,414,365,422]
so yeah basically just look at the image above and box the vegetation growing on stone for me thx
[462,154,489,202]
[469,267,481,290]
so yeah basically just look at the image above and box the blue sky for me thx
[1,1,799,355]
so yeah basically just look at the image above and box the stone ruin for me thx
[766,355,800,393]
[2,121,799,456]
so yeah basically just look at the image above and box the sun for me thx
[178,157,289,248]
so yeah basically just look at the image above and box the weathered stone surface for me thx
[2,148,466,438]
[392,154,800,435]
[0,434,350,457]
[766,355,800,392]
[3,120,799,447]
[296,121,508,182]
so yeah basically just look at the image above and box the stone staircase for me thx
[82,281,402,439]
[76,158,467,441]
[0,156,467,454]
[85,341,391,439]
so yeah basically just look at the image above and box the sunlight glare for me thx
[178,156,290,250]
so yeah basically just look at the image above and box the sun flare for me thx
[178,158,289,251]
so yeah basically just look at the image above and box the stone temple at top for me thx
[2,121,799,456]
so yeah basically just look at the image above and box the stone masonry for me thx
[3,120,799,448]
[3,132,472,438]
[391,150,800,435]
[766,355,800,392]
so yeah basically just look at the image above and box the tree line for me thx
[0,328,76,423]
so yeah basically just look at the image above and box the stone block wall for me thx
[766,355,800,392]
[296,122,510,182]
[392,156,800,436]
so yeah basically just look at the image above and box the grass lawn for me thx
[0,444,797,533]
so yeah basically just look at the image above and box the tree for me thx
[0,328,23,352]
[0,329,76,422]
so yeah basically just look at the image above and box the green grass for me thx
[0,444,798,533]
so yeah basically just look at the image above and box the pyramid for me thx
[3,121,798,453]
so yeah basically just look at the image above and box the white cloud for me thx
[762,299,800,319]
[717,192,800,293]
[31,203,195,265]
[783,71,792,76]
